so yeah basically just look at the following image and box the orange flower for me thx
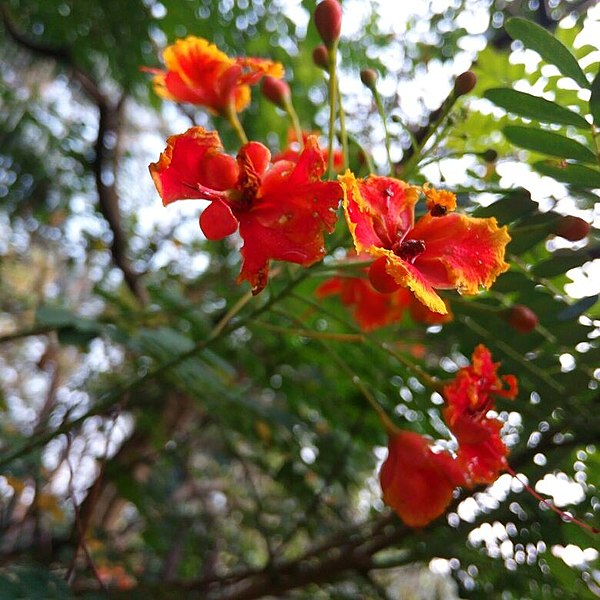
[340,173,510,314]
[443,344,518,486]
[380,430,465,528]
[149,127,340,294]
[145,36,284,115]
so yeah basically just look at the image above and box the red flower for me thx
[316,273,411,331]
[145,36,284,115]
[273,129,344,172]
[443,344,518,486]
[340,173,511,314]
[380,430,465,528]
[315,257,453,331]
[149,127,341,293]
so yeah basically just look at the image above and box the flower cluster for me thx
[146,1,517,532]
[380,345,517,527]
[150,127,340,293]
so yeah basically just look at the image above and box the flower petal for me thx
[199,199,238,240]
[410,212,511,296]
[341,173,419,253]
[442,344,518,486]
[371,249,448,314]
[149,36,284,114]
[149,127,237,205]
[380,431,465,528]
[236,138,341,293]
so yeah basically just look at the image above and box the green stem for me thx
[323,345,399,435]
[401,94,459,179]
[326,43,339,179]
[284,99,304,151]
[254,320,365,343]
[277,308,399,434]
[371,85,394,175]
[223,102,248,145]
[392,114,419,153]
[288,291,444,395]
[348,133,375,174]
[0,325,54,344]
[336,80,349,171]
[379,342,444,394]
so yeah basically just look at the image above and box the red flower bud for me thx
[312,44,330,70]
[261,76,290,109]
[360,68,378,90]
[504,305,538,333]
[554,215,590,242]
[454,71,477,97]
[368,257,401,294]
[314,0,342,49]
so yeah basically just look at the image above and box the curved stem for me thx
[379,342,444,394]
[275,308,399,435]
[223,102,248,145]
[284,100,304,151]
[401,94,459,179]
[371,85,394,175]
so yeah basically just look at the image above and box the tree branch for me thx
[0,3,147,303]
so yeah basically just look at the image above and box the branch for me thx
[0,4,147,303]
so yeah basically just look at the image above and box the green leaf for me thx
[507,228,550,255]
[484,88,589,129]
[533,160,600,188]
[505,18,589,89]
[35,306,75,328]
[503,126,596,163]
[473,190,538,223]
[590,69,600,126]
[531,249,594,278]
[557,295,599,321]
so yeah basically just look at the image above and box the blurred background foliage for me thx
[0,0,599,598]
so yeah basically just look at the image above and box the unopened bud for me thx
[504,305,538,333]
[261,76,290,109]
[360,68,378,90]
[368,258,401,294]
[482,149,498,163]
[312,44,330,70]
[314,0,342,49]
[554,215,590,242]
[454,71,477,97]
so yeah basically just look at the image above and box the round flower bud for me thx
[312,44,330,70]
[368,257,401,294]
[314,0,342,49]
[504,305,538,333]
[482,149,498,163]
[554,215,591,242]
[454,71,477,97]
[360,68,378,90]
[261,76,290,109]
